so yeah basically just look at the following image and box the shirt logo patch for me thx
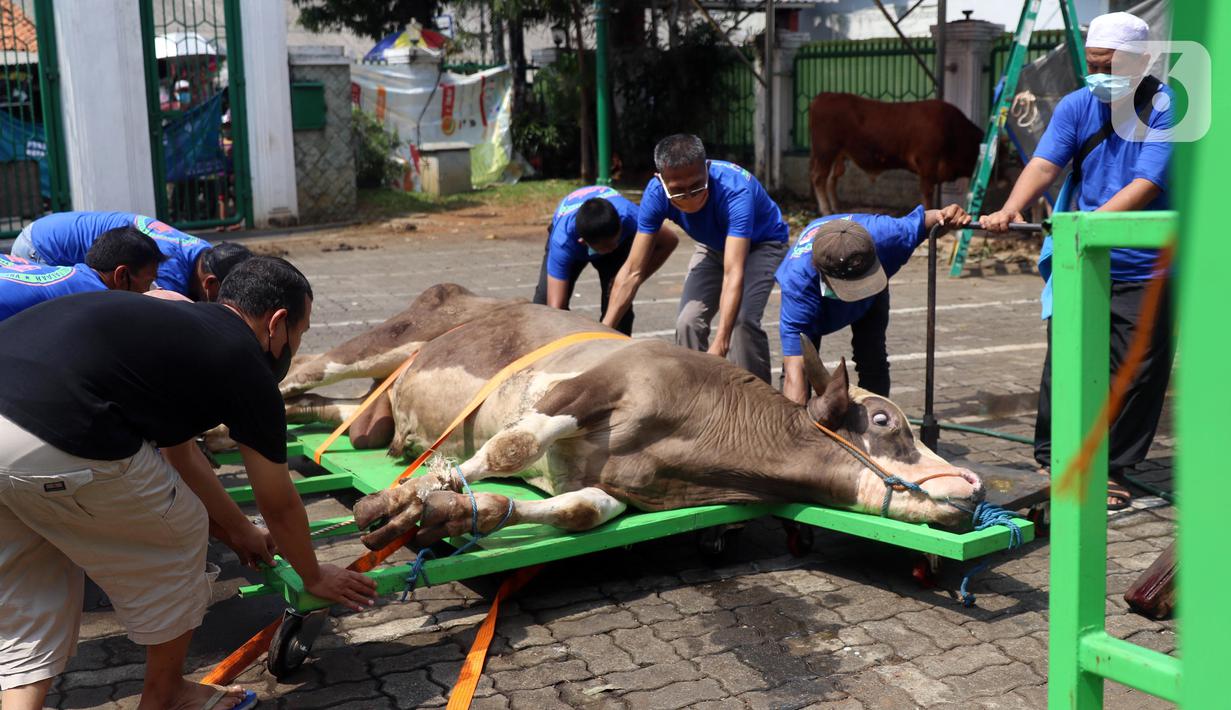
[0,255,74,286]
[133,216,206,248]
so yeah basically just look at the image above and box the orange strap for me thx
[313,354,419,464]
[1056,244,1174,499]
[204,330,626,686]
[446,565,542,710]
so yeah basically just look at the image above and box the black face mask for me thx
[266,322,293,382]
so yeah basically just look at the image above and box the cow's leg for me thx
[826,156,847,215]
[354,412,581,550]
[285,393,361,425]
[415,487,626,547]
[455,412,581,481]
[281,341,421,397]
[810,152,835,215]
[919,176,936,209]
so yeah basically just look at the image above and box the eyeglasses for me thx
[656,162,710,201]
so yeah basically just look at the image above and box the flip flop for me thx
[202,688,258,710]
[1107,481,1133,512]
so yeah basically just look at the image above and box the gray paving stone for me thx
[380,669,448,709]
[916,642,1011,678]
[873,663,957,706]
[507,686,570,710]
[548,609,641,639]
[275,679,385,708]
[671,624,765,658]
[490,659,590,692]
[611,626,681,665]
[945,661,1044,698]
[651,610,738,641]
[860,618,943,660]
[629,602,684,625]
[564,634,638,675]
[603,659,701,692]
[695,652,772,694]
[622,678,727,710]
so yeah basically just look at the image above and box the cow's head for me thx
[800,337,984,527]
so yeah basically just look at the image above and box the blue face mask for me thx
[1085,73,1133,102]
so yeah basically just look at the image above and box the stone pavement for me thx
[42,213,1176,709]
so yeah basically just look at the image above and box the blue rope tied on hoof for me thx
[400,465,515,601]
[958,502,1024,607]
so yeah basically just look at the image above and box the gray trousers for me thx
[676,240,786,383]
[9,225,40,262]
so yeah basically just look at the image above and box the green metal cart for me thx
[218,424,1031,677]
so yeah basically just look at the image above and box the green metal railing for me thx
[792,37,937,150]
[0,0,68,238]
[138,0,252,230]
[701,58,756,165]
[1048,211,1180,707]
[986,29,1067,116]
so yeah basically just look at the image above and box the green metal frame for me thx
[948,0,1086,276]
[594,0,611,185]
[1047,210,1179,707]
[223,425,1032,613]
[137,0,253,230]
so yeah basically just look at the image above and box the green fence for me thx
[986,29,1067,116]
[0,0,68,238]
[792,37,937,151]
[139,0,252,229]
[701,58,756,164]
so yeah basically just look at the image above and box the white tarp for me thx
[350,63,517,192]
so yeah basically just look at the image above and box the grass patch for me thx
[358,179,587,220]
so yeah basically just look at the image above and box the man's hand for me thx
[933,203,972,231]
[707,335,730,358]
[304,564,378,612]
[226,523,277,570]
[979,209,1024,233]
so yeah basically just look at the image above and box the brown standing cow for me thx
[808,93,983,215]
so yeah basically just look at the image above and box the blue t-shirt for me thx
[637,160,789,251]
[1034,86,1173,282]
[776,206,928,357]
[0,254,106,322]
[545,186,639,280]
[29,211,211,296]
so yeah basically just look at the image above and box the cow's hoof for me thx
[353,491,391,532]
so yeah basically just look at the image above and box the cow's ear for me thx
[806,357,851,428]
[799,334,831,395]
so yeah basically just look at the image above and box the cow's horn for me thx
[799,334,831,394]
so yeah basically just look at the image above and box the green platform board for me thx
[223,425,1033,612]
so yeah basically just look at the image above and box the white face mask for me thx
[1086,73,1134,102]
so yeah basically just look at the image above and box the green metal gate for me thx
[792,37,937,151]
[700,58,756,166]
[138,0,251,229]
[0,0,68,238]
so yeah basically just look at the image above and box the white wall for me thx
[53,2,155,214]
[241,2,299,227]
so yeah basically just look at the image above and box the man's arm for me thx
[602,231,655,329]
[783,355,808,404]
[981,157,1064,232]
[708,237,750,358]
[240,445,376,610]
[161,441,273,568]
[545,275,572,310]
[642,224,681,280]
[1097,178,1162,212]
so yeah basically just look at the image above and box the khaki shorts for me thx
[0,415,210,690]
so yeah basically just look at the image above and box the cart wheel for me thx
[267,609,328,680]
[781,521,814,557]
[697,524,742,564]
[1026,503,1050,537]
[912,555,939,589]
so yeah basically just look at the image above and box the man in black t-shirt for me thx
[0,257,376,710]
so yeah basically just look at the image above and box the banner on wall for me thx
[350,63,518,192]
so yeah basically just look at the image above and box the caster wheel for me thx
[781,521,815,557]
[697,525,742,565]
[267,609,328,679]
[1026,503,1050,537]
[911,554,941,589]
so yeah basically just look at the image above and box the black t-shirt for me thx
[0,291,287,462]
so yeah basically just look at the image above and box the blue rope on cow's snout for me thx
[401,465,515,601]
[955,501,1024,608]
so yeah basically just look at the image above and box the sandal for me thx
[202,688,258,710]
[1107,481,1133,512]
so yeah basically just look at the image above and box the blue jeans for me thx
[9,225,42,263]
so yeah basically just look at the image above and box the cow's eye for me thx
[871,412,891,427]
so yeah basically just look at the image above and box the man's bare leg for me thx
[1,677,54,710]
[138,629,247,710]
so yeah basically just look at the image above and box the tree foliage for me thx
[293,0,440,41]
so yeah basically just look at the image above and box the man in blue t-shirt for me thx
[12,211,251,301]
[604,135,790,382]
[778,204,970,403]
[0,226,164,322]
[532,185,678,335]
[981,11,1172,509]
